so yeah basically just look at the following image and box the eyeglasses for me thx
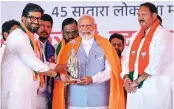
[27,16,42,22]
[112,43,124,47]
[63,30,78,36]
[79,24,93,28]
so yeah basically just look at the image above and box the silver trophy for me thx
[67,48,80,80]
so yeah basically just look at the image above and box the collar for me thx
[144,27,151,37]
[39,39,48,49]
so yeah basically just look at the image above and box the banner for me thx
[0,1,173,46]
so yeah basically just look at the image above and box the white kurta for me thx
[1,28,50,109]
[121,26,173,109]
[0,43,5,109]
[0,42,6,63]
[68,37,111,109]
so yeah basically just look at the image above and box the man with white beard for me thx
[52,15,125,109]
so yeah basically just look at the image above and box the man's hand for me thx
[124,78,134,93]
[44,69,57,77]
[131,80,139,88]
[54,64,68,73]
[60,73,77,84]
[76,76,93,85]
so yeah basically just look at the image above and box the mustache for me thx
[41,31,48,35]
[139,19,145,23]
[81,30,91,33]
[31,23,39,26]
[80,30,93,35]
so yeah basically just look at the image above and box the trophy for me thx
[67,47,80,80]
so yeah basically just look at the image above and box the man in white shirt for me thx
[1,3,71,109]
[121,2,173,109]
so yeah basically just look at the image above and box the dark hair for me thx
[109,33,124,44]
[2,19,20,40]
[157,15,162,25]
[140,2,157,14]
[22,3,44,17]
[62,17,77,30]
[42,14,53,26]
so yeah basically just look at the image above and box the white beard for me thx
[79,32,94,40]
[81,35,93,40]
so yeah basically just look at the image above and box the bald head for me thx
[78,15,96,40]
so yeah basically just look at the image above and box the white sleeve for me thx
[144,29,172,75]
[120,47,130,79]
[12,32,50,72]
[46,61,57,70]
[121,32,138,79]
[91,59,111,84]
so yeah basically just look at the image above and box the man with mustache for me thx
[54,17,78,63]
[121,2,173,109]
[52,15,125,109]
[62,17,79,44]
[37,14,56,109]
[109,33,125,58]
[1,3,71,109]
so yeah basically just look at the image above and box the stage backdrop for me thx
[0,1,173,47]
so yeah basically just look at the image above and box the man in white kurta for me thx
[1,27,52,109]
[1,3,65,109]
[0,42,6,63]
[1,26,65,109]
[121,2,173,109]
[121,26,173,109]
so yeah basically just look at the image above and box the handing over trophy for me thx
[67,47,80,80]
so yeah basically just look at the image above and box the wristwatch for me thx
[54,72,60,80]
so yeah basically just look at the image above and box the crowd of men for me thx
[1,2,173,109]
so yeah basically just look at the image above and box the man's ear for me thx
[22,16,26,22]
[94,23,97,34]
[3,32,9,40]
[152,13,157,21]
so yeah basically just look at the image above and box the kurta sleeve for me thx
[144,28,172,75]
[91,59,111,83]
[46,62,57,70]
[11,31,50,72]
[120,46,130,79]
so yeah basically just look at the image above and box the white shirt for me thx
[39,40,57,69]
[1,28,50,109]
[69,37,111,109]
[0,42,6,63]
[37,39,58,109]
[81,37,111,83]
